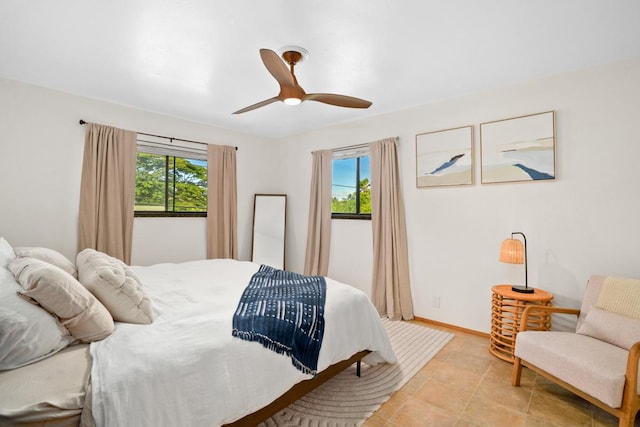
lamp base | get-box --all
[511,285,534,294]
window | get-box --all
[135,137,207,217]
[332,151,371,220]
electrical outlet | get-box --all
[432,296,441,308]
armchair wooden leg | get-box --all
[512,356,523,386]
[618,413,632,427]
[617,406,638,427]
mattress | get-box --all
[0,344,91,427]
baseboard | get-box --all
[412,316,489,338]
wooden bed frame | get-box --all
[224,350,370,426]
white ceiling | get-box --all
[1,1,640,139]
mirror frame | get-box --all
[250,194,287,270]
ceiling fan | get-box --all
[233,48,372,114]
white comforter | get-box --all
[89,259,396,427]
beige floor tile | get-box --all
[413,377,473,415]
[373,389,411,420]
[592,405,640,427]
[473,376,533,413]
[401,372,429,396]
[460,394,527,427]
[527,392,591,427]
[362,412,389,427]
[388,396,458,427]
[522,415,561,426]
[433,345,456,362]
[592,413,621,427]
[484,359,534,388]
[443,334,487,354]
[454,418,483,427]
[532,379,593,412]
[431,362,484,394]
[419,357,447,376]
[443,350,493,376]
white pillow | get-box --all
[0,237,16,269]
[14,247,77,279]
[9,257,114,343]
[0,268,74,371]
[576,306,640,350]
[76,249,154,324]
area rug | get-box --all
[260,318,454,426]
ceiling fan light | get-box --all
[284,97,302,106]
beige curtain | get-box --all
[78,123,137,264]
[303,150,333,276]
[207,144,238,259]
[370,137,414,320]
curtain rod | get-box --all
[79,120,237,151]
[331,136,399,154]
[332,143,369,153]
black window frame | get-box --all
[331,154,372,221]
[134,152,208,218]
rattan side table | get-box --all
[490,285,553,363]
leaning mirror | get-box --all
[251,194,287,270]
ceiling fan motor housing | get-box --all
[280,85,305,101]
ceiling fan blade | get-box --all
[304,93,372,109]
[233,97,280,114]
[260,49,295,88]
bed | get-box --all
[0,239,396,427]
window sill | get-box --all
[134,212,206,218]
[331,213,371,221]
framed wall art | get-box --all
[480,111,556,184]
[415,125,474,188]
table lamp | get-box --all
[499,232,533,293]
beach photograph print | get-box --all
[416,125,474,188]
[480,111,555,184]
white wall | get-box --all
[278,56,640,333]
[0,78,281,265]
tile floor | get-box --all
[362,321,638,427]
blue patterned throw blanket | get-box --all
[232,265,326,375]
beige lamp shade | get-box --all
[499,238,524,264]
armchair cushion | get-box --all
[515,331,639,408]
[576,307,640,350]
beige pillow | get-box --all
[76,249,153,324]
[8,257,114,343]
[14,246,77,279]
[576,306,640,350]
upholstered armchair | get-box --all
[512,275,640,427]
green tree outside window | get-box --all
[331,155,371,218]
[135,152,207,214]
